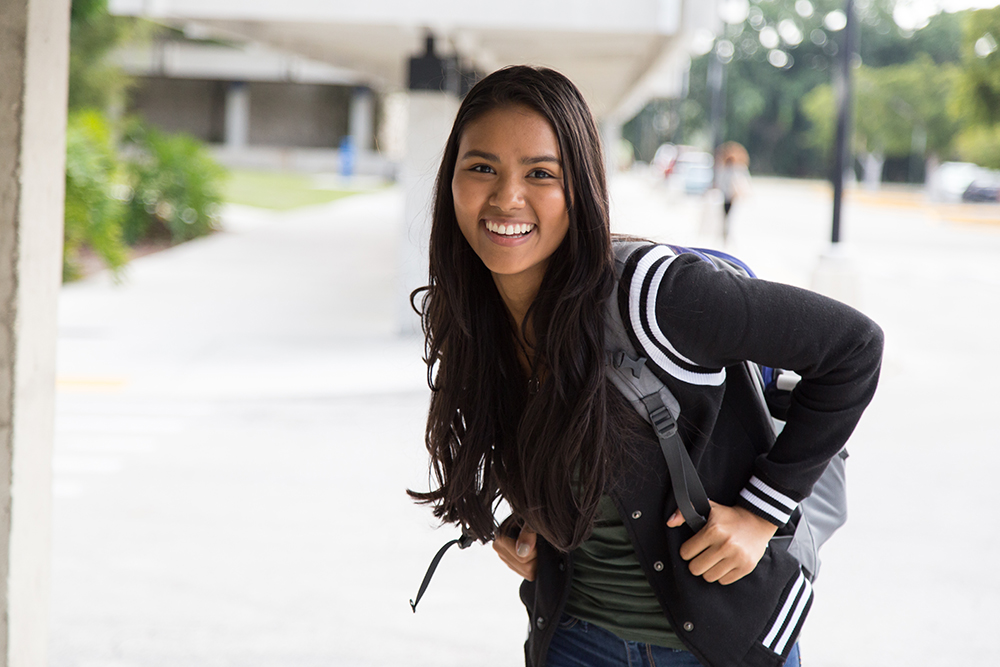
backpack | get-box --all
[606,241,848,583]
[409,242,848,611]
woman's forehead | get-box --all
[458,105,561,158]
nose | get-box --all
[488,174,525,211]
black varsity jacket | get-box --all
[519,244,884,667]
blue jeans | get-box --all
[546,614,801,667]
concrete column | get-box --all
[224,81,250,148]
[349,86,375,153]
[0,0,71,665]
[812,244,861,309]
[397,91,460,335]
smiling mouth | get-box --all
[484,220,536,238]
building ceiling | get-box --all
[110,0,715,120]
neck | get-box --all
[492,270,543,377]
[492,269,543,334]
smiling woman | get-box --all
[407,65,882,667]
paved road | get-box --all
[50,174,1000,666]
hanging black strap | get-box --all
[640,393,712,533]
[409,531,476,612]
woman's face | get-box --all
[452,105,570,292]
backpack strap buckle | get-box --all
[612,351,647,379]
[643,399,679,439]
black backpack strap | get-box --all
[409,531,475,612]
[608,240,712,533]
[640,392,711,533]
[608,348,712,533]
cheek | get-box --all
[452,179,470,222]
[452,177,477,220]
[540,191,570,231]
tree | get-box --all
[802,56,961,184]
[678,0,948,176]
[64,110,129,281]
[950,6,1000,169]
[859,8,963,67]
[630,0,977,178]
[956,6,1000,127]
[954,126,1000,170]
[63,0,224,280]
[68,0,156,112]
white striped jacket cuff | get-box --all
[738,475,798,526]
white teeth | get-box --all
[486,221,534,236]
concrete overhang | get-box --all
[110,0,718,121]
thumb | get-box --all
[668,500,718,527]
[516,526,537,558]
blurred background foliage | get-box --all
[65,0,226,281]
[625,0,1000,178]
[64,110,128,282]
[67,0,1000,281]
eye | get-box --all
[528,169,556,179]
[470,164,495,174]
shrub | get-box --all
[63,109,129,281]
[121,121,227,245]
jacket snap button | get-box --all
[558,561,566,572]
[631,510,642,519]
[683,621,695,632]
[536,616,546,629]
[653,561,664,571]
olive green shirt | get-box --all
[563,495,686,650]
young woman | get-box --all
[410,66,883,667]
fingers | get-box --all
[492,526,538,581]
[675,502,773,586]
[516,525,537,558]
[666,499,718,529]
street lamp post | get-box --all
[708,41,729,163]
[830,0,857,245]
[813,0,861,307]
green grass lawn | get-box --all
[222,169,374,210]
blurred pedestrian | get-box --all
[715,141,751,242]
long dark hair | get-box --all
[409,65,639,552]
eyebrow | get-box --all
[459,149,562,166]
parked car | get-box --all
[672,150,715,195]
[928,162,990,202]
[962,179,1000,203]
[651,143,679,177]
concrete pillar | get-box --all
[224,81,250,148]
[0,0,71,665]
[812,244,861,309]
[397,91,460,334]
[349,86,375,153]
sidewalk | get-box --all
[50,174,1000,667]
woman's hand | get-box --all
[492,522,539,581]
[667,500,777,585]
